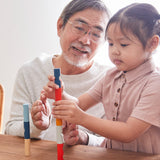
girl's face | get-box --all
[107,23,151,71]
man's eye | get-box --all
[75,26,84,31]
[92,33,100,38]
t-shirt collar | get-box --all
[115,58,155,83]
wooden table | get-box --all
[0,134,159,160]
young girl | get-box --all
[42,3,160,154]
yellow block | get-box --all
[56,118,62,126]
[24,139,30,156]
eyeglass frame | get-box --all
[67,19,105,43]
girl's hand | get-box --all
[52,100,85,125]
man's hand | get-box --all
[63,122,89,146]
[31,94,51,130]
[42,74,64,99]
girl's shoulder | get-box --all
[143,69,160,92]
[104,67,120,78]
[98,67,121,86]
[149,69,160,82]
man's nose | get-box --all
[78,31,92,45]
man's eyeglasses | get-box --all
[68,20,105,43]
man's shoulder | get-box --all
[17,53,53,76]
[20,53,52,69]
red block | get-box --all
[57,144,64,160]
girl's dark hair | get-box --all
[60,0,110,27]
[106,3,160,48]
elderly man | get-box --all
[5,0,110,142]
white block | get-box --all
[56,126,64,144]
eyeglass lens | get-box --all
[70,21,104,42]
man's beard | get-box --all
[63,52,90,67]
[63,42,92,67]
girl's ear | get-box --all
[147,35,159,53]
[57,17,64,37]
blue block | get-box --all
[54,68,61,88]
[23,104,30,139]
[23,104,29,122]
[24,122,30,139]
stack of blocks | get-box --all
[23,103,30,156]
[54,68,64,160]
[22,68,64,159]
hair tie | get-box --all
[153,15,160,25]
[155,19,160,25]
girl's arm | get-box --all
[53,97,151,143]
[80,115,151,143]
[78,93,99,111]
[55,93,98,111]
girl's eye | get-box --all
[121,44,129,47]
[109,43,113,46]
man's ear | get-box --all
[57,17,64,37]
[147,35,159,53]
